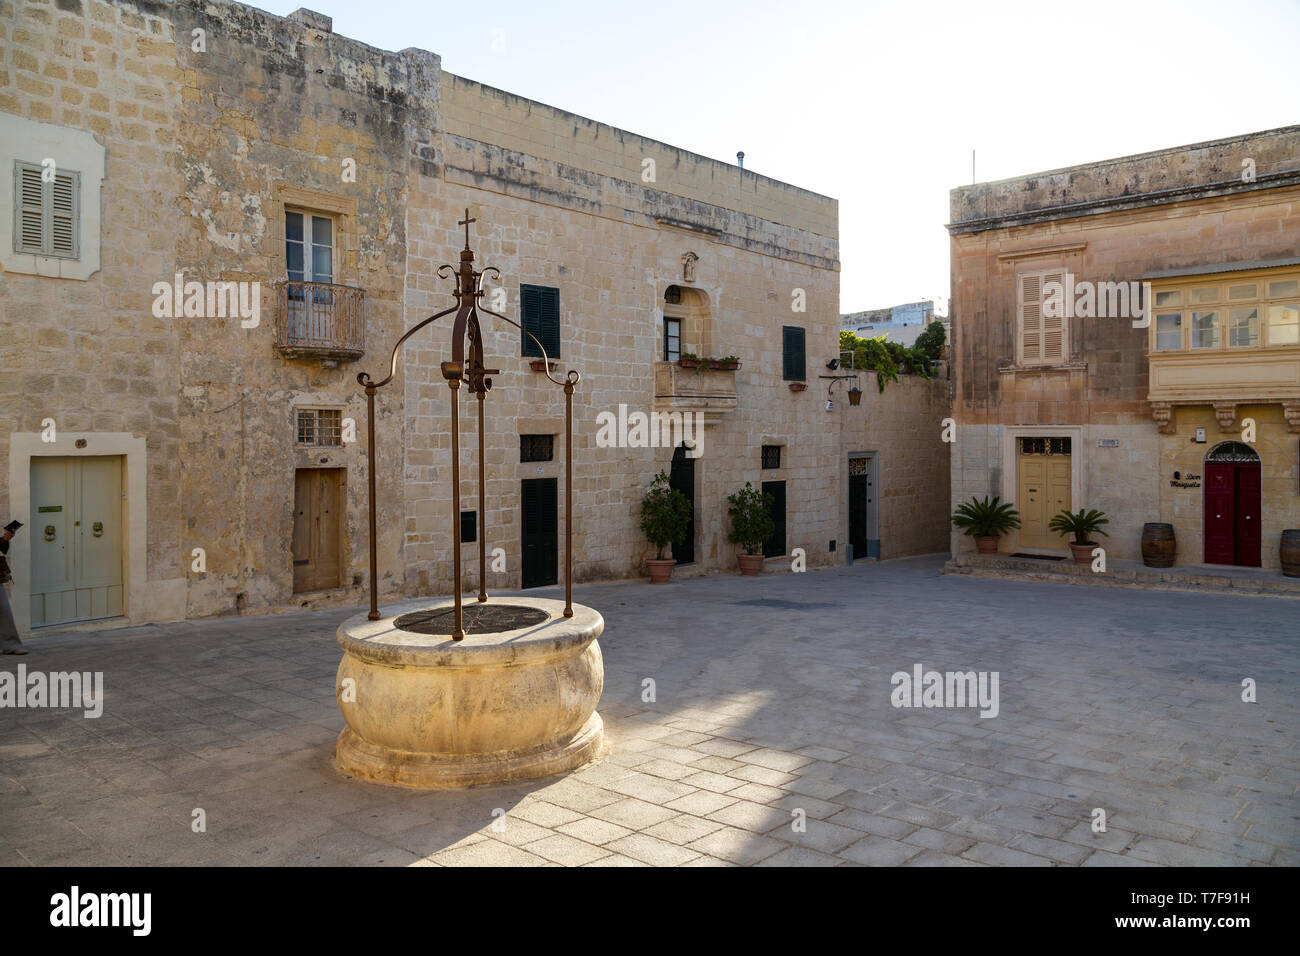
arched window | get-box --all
[1205,441,1260,463]
[662,285,712,361]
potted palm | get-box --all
[727,482,775,575]
[951,495,1021,554]
[639,471,692,583]
[1049,508,1109,564]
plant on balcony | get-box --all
[679,352,701,368]
[839,329,938,393]
[951,495,1021,554]
[727,482,775,575]
[639,471,692,584]
[1049,508,1109,564]
[717,355,741,370]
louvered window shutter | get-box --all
[13,162,79,259]
[1020,273,1043,364]
[521,285,561,359]
[783,326,806,381]
[1041,269,1066,362]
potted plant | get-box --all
[717,355,741,370]
[727,482,775,575]
[529,359,558,373]
[950,495,1021,554]
[1049,508,1109,564]
[639,471,692,583]
[788,382,807,392]
[678,352,701,369]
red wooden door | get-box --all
[1234,464,1261,567]
[1204,461,1262,566]
[1204,463,1235,564]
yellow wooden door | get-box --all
[1017,452,1071,548]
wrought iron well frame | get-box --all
[357,209,580,640]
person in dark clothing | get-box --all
[1,520,27,654]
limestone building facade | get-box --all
[948,126,1300,569]
[0,0,949,637]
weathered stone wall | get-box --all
[840,373,952,560]
[402,73,843,589]
[0,0,187,623]
[947,127,1300,565]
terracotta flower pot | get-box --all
[646,558,676,584]
[788,382,807,392]
[529,359,557,373]
[678,359,700,369]
[737,553,765,576]
[1068,542,1096,565]
[975,536,998,554]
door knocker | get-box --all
[44,525,56,541]
[92,521,104,537]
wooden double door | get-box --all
[1204,462,1261,567]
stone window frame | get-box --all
[0,113,104,281]
[1016,267,1070,367]
[270,184,358,288]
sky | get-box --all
[265,0,1300,315]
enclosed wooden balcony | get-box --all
[275,281,365,360]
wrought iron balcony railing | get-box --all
[275,280,365,360]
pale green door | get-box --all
[29,456,124,626]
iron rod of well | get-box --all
[564,381,574,618]
[449,379,463,640]
[477,390,487,603]
[365,386,380,621]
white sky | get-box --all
[267,0,1300,314]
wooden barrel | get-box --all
[1281,529,1300,578]
[1141,523,1176,568]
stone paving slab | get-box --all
[1,555,1296,866]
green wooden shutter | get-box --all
[783,326,805,381]
[12,162,79,259]
[521,284,561,359]
[541,286,561,359]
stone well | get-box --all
[334,595,604,789]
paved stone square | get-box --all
[2,556,1296,866]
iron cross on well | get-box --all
[458,208,476,248]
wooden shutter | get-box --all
[783,326,806,380]
[13,162,79,258]
[521,285,560,359]
[1019,273,1043,363]
[50,170,79,257]
[1019,270,1066,365]
[15,162,45,254]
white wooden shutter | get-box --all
[50,170,79,258]
[1019,272,1043,363]
[15,162,45,254]
[13,162,79,258]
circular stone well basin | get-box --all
[334,595,604,789]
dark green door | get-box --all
[849,473,868,561]
[521,477,558,588]
[670,444,695,565]
[762,480,786,558]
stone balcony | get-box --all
[653,361,738,424]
